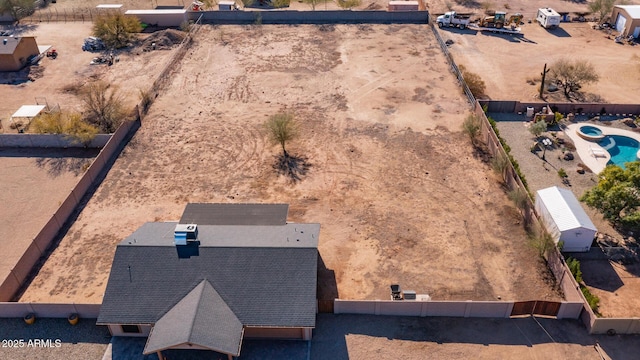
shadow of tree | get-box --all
[272,153,311,182]
[35,157,92,177]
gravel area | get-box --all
[0,318,110,360]
[491,113,621,237]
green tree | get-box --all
[265,113,297,156]
[93,13,141,49]
[81,81,127,133]
[550,58,599,98]
[581,162,640,226]
[529,120,547,138]
[0,0,35,23]
[589,0,623,24]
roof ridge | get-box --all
[186,279,208,342]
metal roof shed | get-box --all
[535,186,597,252]
[10,105,46,130]
[124,9,187,27]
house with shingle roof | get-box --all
[97,203,319,360]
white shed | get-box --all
[535,186,597,252]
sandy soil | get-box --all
[0,148,96,291]
[0,23,178,133]
[19,24,561,304]
[443,16,640,103]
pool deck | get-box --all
[564,123,640,174]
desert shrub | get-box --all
[337,0,361,8]
[81,81,127,133]
[529,227,554,257]
[508,188,528,212]
[558,168,568,178]
[271,0,290,7]
[566,257,583,282]
[487,116,528,190]
[582,286,600,313]
[30,112,99,145]
[490,152,509,180]
[567,257,599,313]
[459,65,486,98]
[462,114,481,143]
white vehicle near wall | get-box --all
[436,11,471,29]
[536,8,561,29]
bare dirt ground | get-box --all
[0,23,178,133]
[0,148,96,293]
[18,24,562,304]
[444,21,640,104]
[0,22,179,300]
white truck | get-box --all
[536,8,561,29]
[436,11,471,30]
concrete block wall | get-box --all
[0,302,100,318]
[193,10,429,25]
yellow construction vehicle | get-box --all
[479,11,523,29]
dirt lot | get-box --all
[0,22,180,301]
[18,24,562,303]
[0,148,96,295]
[444,17,640,103]
[0,23,177,133]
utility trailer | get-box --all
[468,23,523,35]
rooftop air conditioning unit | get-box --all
[174,224,198,246]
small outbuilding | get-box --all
[535,186,597,252]
[124,9,187,27]
[0,36,39,72]
[611,5,640,38]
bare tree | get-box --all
[550,58,599,98]
[81,81,127,133]
[0,0,35,23]
[303,0,324,10]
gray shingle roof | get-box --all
[143,280,244,356]
[180,203,289,225]
[97,225,318,329]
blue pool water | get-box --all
[598,135,640,168]
[581,125,603,136]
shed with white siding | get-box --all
[535,186,597,252]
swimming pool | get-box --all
[598,135,640,168]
